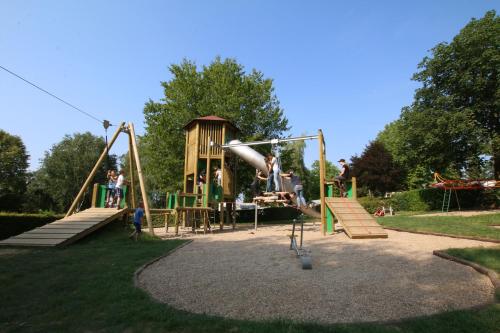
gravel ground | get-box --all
[137,224,497,324]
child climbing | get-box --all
[334,159,350,197]
[281,170,306,208]
[251,168,267,197]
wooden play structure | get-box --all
[0,122,154,247]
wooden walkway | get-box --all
[325,198,388,239]
[0,208,129,247]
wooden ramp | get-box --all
[325,198,388,239]
[0,208,129,247]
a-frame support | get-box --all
[65,122,153,234]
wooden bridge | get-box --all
[0,208,129,247]
[325,197,388,239]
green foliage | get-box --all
[0,130,29,211]
[357,196,389,214]
[142,57,289,194]
[306,159,339,200]
[25,132,117,213]
[389,188,499,212]
[351,141,406,195]
[377,10,500,184]
[0,212,60,240]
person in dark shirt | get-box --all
[129,202,144,241]
[334,159,350,197]
[250,169,267,197]
[281,170,306,208]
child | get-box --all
[105,170,117,208]
[129,202,144,241]
[214,166,222,187]
[281,170,307,208]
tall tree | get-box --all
[27,132,117,213]
[378,10,499,182]
[0,130,29,211]
[306,160,339,200]
[142,57,289,193]
[351,141,406,196]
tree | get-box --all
[306,160,339,200]
[280,138,310,194]
[142,57,289,193]
[27,132,117,213]
[377,10,499,182]
[350,141,406,196]
[0,130,29,211]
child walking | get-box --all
[129,202,144,241]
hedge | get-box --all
[0,213,62,240]
[358,188,499,213]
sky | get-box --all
[1,0,499,171]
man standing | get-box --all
[334,159,350,197]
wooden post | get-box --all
[193,123,200,195]
[318,129,326,235]
[206,136,212,206]
[220,202,225,230]
[351,177,357,199]
[66,122,125,217]
[91,183,99,208]
[128,132,137,209]
[128,122,154,235]
[254,200,258,231]
[221,124,226,198]
[183,130,189,192]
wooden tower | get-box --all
[183,116,239,205]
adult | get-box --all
[334,159,350,197]
[265,154,274,192]
[270,152,281,192]
[281,170,306,208]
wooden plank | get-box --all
[0,238,64,246]
[24,229,84,234]
[13,234,73,239]
[40,225,95,229]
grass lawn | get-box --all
[445,247,500,273]
[377,213,500,241]
[1,222,499,333]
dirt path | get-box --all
[138,224,497,324]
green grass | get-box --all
[445,247,500,273]
[378,213,500,240]
[1,222,499,333]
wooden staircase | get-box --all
[0,208,129,247]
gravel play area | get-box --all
[137,224,497,324]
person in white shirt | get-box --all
[270,154,281,192]
[114,170,127,209]
[214,166,222,187]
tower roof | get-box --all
[183,115,239,132]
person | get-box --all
[198,169,206,193]
[265,154,274,192]
[129,202,144,241]
[334,159,350,197]
[270,153,281,192]
[250,169,267,197]
[281,170,307,208]
[105,169,117,208]
[114,170,128,209]
[214,166,222,187]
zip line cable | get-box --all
[0,64,112,127]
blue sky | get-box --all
[1,0,498,171]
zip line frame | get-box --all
[65,122,154,235]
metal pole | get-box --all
[221,135,319,148]
[300,218,304,250]
[254,201,258,231]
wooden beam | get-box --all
[128,132,137,209]
[91,183,99,208]
[66,122,125,217]
[206,135,212,205]
[318,129,326,236]
[128,122,154,234]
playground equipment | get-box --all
[1,122,155,247]
[431,172,499,212]
[289,218,312,269]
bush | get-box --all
[357,197,390,214]
[388,188,499,212]
[0,213,61,240]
